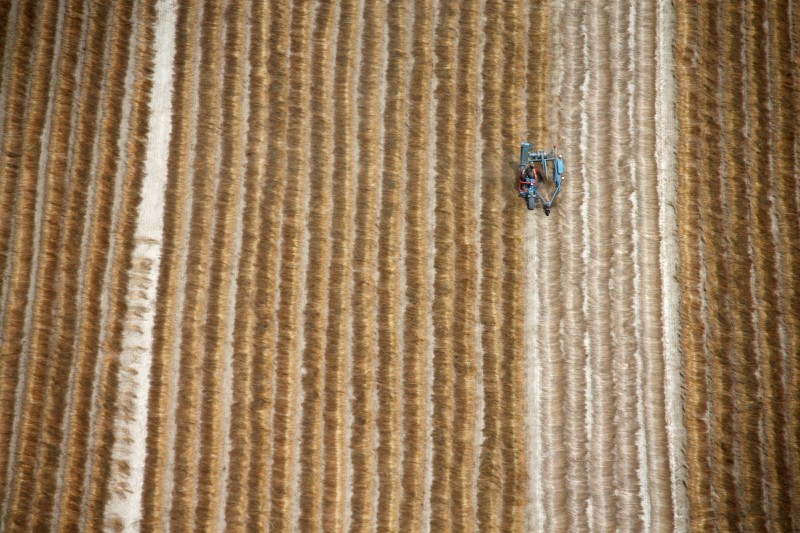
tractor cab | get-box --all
[517,142,564,215]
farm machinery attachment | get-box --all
[517,142,564,215]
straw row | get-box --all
[14,0,799,530]
[450,0,482,529]
[374,0,410,530]
[674,0,800,528]
[0,0,156,529]
[296,1,337,531]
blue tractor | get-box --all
[517,143,564,215]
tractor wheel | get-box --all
[527,196,535,210]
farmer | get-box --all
[522,161,539,185]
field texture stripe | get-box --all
[746,0,789,527]
[9,0,112,527]
[2,0,76,527]
[222,1,270,530]
[732,2,769,527]
[698,3,742,529]
[399,0,433,529]
[168,0,226,528]
[32,3,147,529]
[769,0,800,527]
[245,0,290,528]
[41,0,146,528]
[296,2,337,531]
[23,0,87,525]
[636,0,674,528]
[674,2,716,528]
[655,0,686,528]
[610,1,644,529]
[268,0,313,529]
[374,0,409,530]
[348,0,384,529]
[194,0,247,530]
[585,0,617,529]
[429,0,459,530]
[498,0,527,530]
[0,0,11,64]
[0,1,60,521]
[567,3,595,530]
[0,0,38,310]
[785,1,800,525]
[83,1,156,525]
[140,1,198,530]
[1,0,69,526]
[523,0,548,529]
[718,3,751,528]
[449,0,481,529]
[475,0,505,528]
[101,0,175,529]
[541,2,570,529]
[320,0,359,529]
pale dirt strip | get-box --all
[103,0,177,529]
[525,0,682,531]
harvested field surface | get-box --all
[0,0,798,531]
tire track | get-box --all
[320,0,358,528]
[296,2,337,531]
[140,1,198,529]
[374,0,409,530]
[108,0,174,528]
[268,0,313,529]
[655,0,686,528]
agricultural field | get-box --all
[0,0,798,531]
